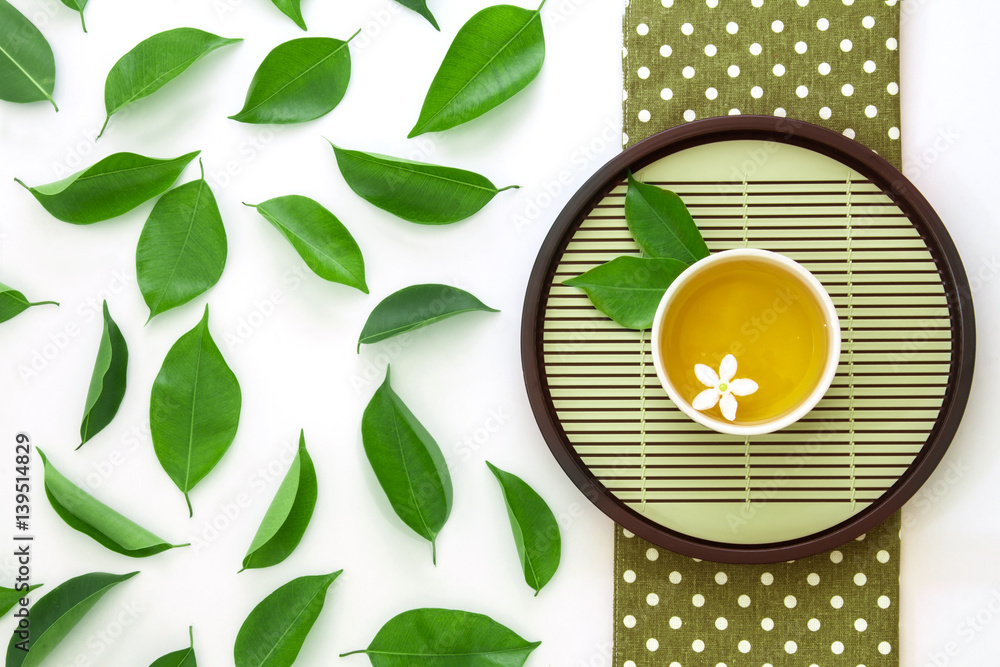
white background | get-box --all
[0,0,996,665]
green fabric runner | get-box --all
[615,1,902,665]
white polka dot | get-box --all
[660,88,673,100]
[683,109,696,122]
[774,107,786,117]
[728,108,740,115]
[830,550,844,563]
[887,37,898,50]
[637,67,650,79]
[805,573,820,586]
[832,641,845,655]
[888,126,900,140]
[844,0,854,4]
[855,572,867,586]
[865,105,878,118]
[726,21,739,34]
[831,595,844,609]
[808,618,821,631]
[668,570,682,583]
[843,128,856,139]
[888,81,899,95]
[841,39,853,52]
[624,662,636,667]
[681,22,694,35]
[683,66,696,78]
[647,638,659,652]
[705,44,717,56]
[707,0,718,6]
[819,106,832,120]
[647,592,659,606]
[796,85,808,98]
[728,65,740,77]
[761,618,774,631]
[739,640,752,653]
[751,0,762,5]
[638,109,651,122]
[622,133,628,145]
[879,641,892,655]
[622,46,628,58]
[716,617,728,630]
[784,595,797,609]
[692,639,705,652]
[622,90,628,101]
[637,23,649,35]
[856,618,868,631]
[661,0,672,5]
[795,41,808,54]
[660,44,673,57]
[785,641,797,654]
[738,594,751,607]
[693,593,705,606]
[623,570,636,583]
[878,595,892,608]
[797,0,809,5]
[751,86,763,98]
[863,15,875,28]
[817,17,829,30]
[705,87,718,100]
[669,616,682,629]
[877,550,891,563]
[622,529,634,538]
[818,62,832,75]
[715,572,728,585]
[749,42,762,55]
[841,83,854,96]
[772,20,784,32]
[772,64,785,76]
[624,615,636,628]
[646,548,659,561]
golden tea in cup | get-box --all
[652,249,841,435]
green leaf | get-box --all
[486,461,561,596]
[393,0,439,30]
[79,301,128,448]
[245,195,366,293]
[38,448,186,557]
[362,366,452,563]
[0,0,57,110]
[234,571,341,667]
[149,627,196,667]
[58,0,87,32]
[0,585,41,618]
[267,0,307,30]
[563,256,688,329]
[340,608,541,666]
[409,3,544,138]
[240,431,317,572]
[0,281,57,324]
[230,34,357,124]
[625,172,709,263]
[329,143,518,224]
[101,28,242,138]
[4,571,138,667]
[358,284,497,352]
[15,150,200,224]
[137,163,228,321]
[150,305,241,517]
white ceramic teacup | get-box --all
[651,248,841,436]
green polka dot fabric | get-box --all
[615,1,903,665]
[623,0,902,167]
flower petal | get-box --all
[720,393,738,421]
[719,354,737,383]
[729,378,759,396]
[692,388,720,411]
[694,364,719,387]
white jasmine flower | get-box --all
[692,354,759,421]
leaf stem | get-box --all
[497,185,521,192]
[96,116,110,140]
[185,492,193,517]
[27,300,59,307]
[431,538,437,566]
[79,9,87,33]
[198,158,205,180]
[13,178,28,190]
[339,650,365,657]
[537,0,547,10]
[188,626,194,647]
[347,28,362,43]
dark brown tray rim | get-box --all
[521,115,976,564]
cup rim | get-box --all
[651,248,842,436]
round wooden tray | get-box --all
[521,116,975,563]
